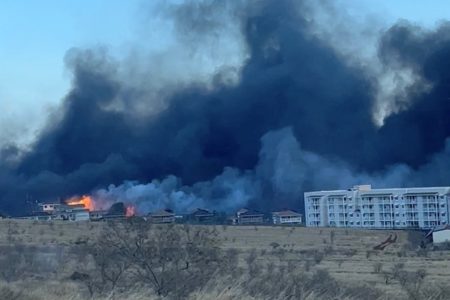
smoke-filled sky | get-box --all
[2,0,450,215]
[2,0,449,148]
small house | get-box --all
[272,210,302,225]
[429,225,450,243]
[70,209,90,221]
[89,210,108,221]
[189,208,215,224]
[51,204,89,221]
[149,209,175,224]
[236,208,264,225]
[64,205,90,221]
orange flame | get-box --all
[126,205,136,217]
[66,195,95,211]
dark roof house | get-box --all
[236,208,264,225]
[149,209,175,224]
[272,210,302,224]
[189,208,215,223]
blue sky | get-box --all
[1,0,449,146]
[0,0,141,113]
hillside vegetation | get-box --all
[0,219,448,299]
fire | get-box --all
[126,205,136,217]
[66,195,95,211]
[66,195,136,217]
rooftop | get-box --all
[432,224,450,232]
[150,209,175,217]
[239,209,264,217]
[191,208,214,216]
[272,210,302,217]
[305,186,450,196]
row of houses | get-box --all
[16,201,303,225]
[147,208,303,225]
[235,208,303,225]
[18,202,127,222]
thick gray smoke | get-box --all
[91,127,450,214]
[2,0,450,215]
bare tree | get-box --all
[87,219,223,298]
[91,238,132,293]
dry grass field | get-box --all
[0,219,449,299]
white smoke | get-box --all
[113,0,250,117]
[93,176,206,213]
[2,0,251,151]
[302,0,431,127]
[93,167,258,214]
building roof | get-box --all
[425,225,450,238]
[432,225,450,232]
[305,186,450,197]
[237,208,249,214]
[361,193,394,197]
[403,191,440,195]
[150,209,175,217]
[60,204,88,212]
[272,210,302,217]
[38,202,61,206]
[239,209,264,217]
[191,208,214,216]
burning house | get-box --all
[88,202,135,221]
[62,205,90,221]
[25,195,135,222]
[39,203,89,221]
[18,202,89,222]
[65,196,95,211]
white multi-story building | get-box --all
[304,185,450,230]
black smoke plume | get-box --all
[2,1,450,215]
